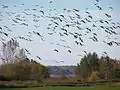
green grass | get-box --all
[1,86,120,90]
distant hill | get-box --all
[47,66,77,77]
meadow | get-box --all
[1,86,120,90]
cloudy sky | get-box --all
[0,0,120,66]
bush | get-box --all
[0,58,49,81]
[87,72,100,82]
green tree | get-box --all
[87,52,99,71]
[0,58,49,81]
[76,55,92,82]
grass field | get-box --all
[1,86,120,90]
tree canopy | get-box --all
[76,52,120,82]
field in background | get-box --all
[1,86,120,90]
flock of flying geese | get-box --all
[0,0,120,63]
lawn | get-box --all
[1,86,120,90]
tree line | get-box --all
[0,58,49,81]
[76,52,120,82]
[0,40,49,81]
[0,40,120,83]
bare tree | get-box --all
[1,40,27,64]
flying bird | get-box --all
[0,27,2,30]
[83,51,87,54]
[79,37,83,43]
[75,41,79,45]
[60,15,65,19]
[85,11,90,14]
[68,50,71,53]
[60,61,64,63]
[88,15,92,19]
[109,7,113,10]
[20,23,28,26]
[73,8,79,12]
[105,13,111,18]
[40,10,44,15]
[54,49,59,52]
[2,5,8,8]
[12,19,19,23]
[107,42,113,46]
[25,48,31,55]
[81,20,86,23]
[49,1,53,3]
[96,6,102,10]
[96,0,100,2]
[3,32,8,37]
[36,56,41,60]
[89,36,98,42]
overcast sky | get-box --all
[0,0,120,66]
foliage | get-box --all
[0,58,49,81]
[76,52,120,82]
[87,72,100,82]
[60,73,67,80]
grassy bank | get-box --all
[1,86,120,90]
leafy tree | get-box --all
[116,69,120,78]
[76,52,120,82]
[98,58,106,79]
[0,58,49,81]
[88,72,100,82]
[76,55,92,82]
